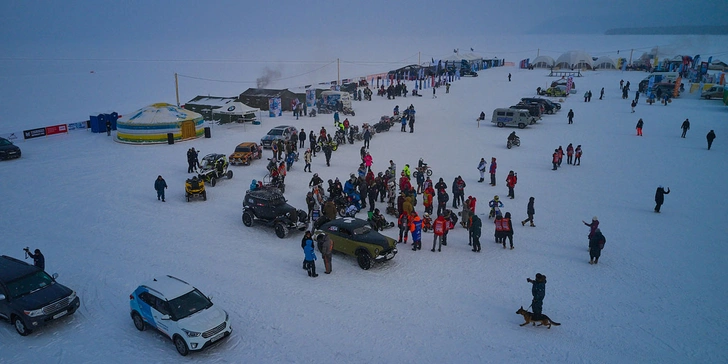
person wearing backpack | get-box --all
[589,228,606,264]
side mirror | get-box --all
[208,295,213,301]
[160,315,171,320]
[52,273,59,279]
[0,294,6,301]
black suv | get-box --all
[0,255,80,336]
[0,137,21,160]
[511,102,543,120]
[242,189,308,238]
[521,98,561,114]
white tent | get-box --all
[531,55,555,68]
[212,101,259,124]
[555,50,594,70]
[594,56,617,70]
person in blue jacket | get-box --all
[344,174,361,209]
[302,231,318,277]
[527,273,547,320]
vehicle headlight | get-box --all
[182,328,201,338]
[375,248,380,255]
[225,310,229,321]
[24,308,44,317]
[68,291,77,302]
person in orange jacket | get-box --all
[506,171,518,199]
[432,213,448,252]
[423,186,435,215]
[409,212,422,251]
[552,149,559,170]
[566,143,574,165]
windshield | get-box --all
[267,129,284,136]
[167,288,213,320]
[6,271,54,299]
[0,138,12,146]
[235,146,251,153]
[352,225,371,235]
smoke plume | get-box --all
[256,67,281,88]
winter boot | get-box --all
[521,220,525,226]
[530,223,535,227]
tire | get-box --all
[186,194,190,202]
[357,251,372,270]
[507,142,512,149]
[211,178,217,187]
[275,222,289,238]
[227,170,233,179]
[705,95,711,100]
[242,211,254,227]
[132,312,145,331]
[13,316,31,336]
[338,207,348,217]
[202,191,207,201]
[497,122,505,128]
[315,145,321,153]
[518,123,526,129]
[426,169,433,177]
[173,335,189,356]
[423,227,429,232]
[412,171,419,179]
[351,111,355,116]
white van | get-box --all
[492,108,534,129]
[639,72,679,92]
[701,85,724,100]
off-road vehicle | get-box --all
[241,189,308,238]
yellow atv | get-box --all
[185,176,207,202]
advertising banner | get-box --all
[566,76,574,94]
[67,121,88,130]
[23,127,46,139]
[306,89,316,107]
[45,124,68,136]
[268,97,281,117]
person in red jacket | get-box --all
[503,212,514,249]
[494,214,507,245]
[423,186,434,215]
[489,157,497,186]
[552,149,559,170]
[557,146,564,167]
[505,171,517,199]
[432,213,448,252]
[566,143,574,165]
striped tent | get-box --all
[116,103,204,144]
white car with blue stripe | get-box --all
[129,275,231,356]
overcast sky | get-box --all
[1,0,726,47]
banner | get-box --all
[45,124,68,136]
[647,76,655,94]
[566,76,574,94]
[673,77,682,97]
[23,127,46,139]
[305,89,316,107]
[67,121,88,130]
[268,97,281,117]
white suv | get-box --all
[129,275,232,356]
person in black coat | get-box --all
[707,130,716,150]
[24,248,45,270]
[436,189,449,217]
[588,229,606,264]
[654,185,670,213]
[527,273,547,320]
[309,131,317,157]
[681,119,690,138]
[298,129,306,148]
[567,109,574,124]
[521,196,535,227]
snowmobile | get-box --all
[185,176,207,202]
[198,154,233,187]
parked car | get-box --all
[492,108,534,129]
[242,189,308,238]
[229,142,262,166]
[543,85,568,97]
[260,125,297,149]
[521,98,561,114]
[550,79,575,89]
[129,275,232,356]
[701,86,724,100]
[0,137,21,160]
[511,103,543,119]
[314,217,398,270]
[459,68,478,77]
[0,255,81,336]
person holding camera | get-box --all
[24,248,45,270]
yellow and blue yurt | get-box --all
[116,103,204,144]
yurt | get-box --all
[555,50,594,70]
[594,56,617,70]
[531,55,555,68]
[116,103,205,144]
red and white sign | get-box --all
[45,124,68,136]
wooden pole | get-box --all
[337,58,340,89]
[175,73,180,107]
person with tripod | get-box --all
[24,247,45,270]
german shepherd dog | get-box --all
[516,306,561,329]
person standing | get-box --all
[432,213,448,252]
[154,175,167,202]
[680,119,690,138]
[299,129,306,148]
[508,73,512,82]
[521,197,535,227]
[574,145,582,166]
[303,149,312,172]
[318,232,333,274]
[410,212,423,251]
[432,87,437,99]
[106,120,111,136]
[24,247,45,270]
[477,158,487,182]
[503,212,514,249]
[397,211,410,244]
[599,87,604,100]
[505,171,517,199]
[566,143,574,165]
[589,229,606,264]
[707,130,716,150]
[567,109,574,124]
[552,149,559,170]
[323,143,332,167]
[654,185,670,213]
[363,127,371,149]
[489,157,497,186]
[631,99,637,113]
[636,118,644,136]
[470,214,482,252]
[436,189,449,217]
[583,216,600,243]
[302,231,318,277]
[309,130,317,157]
[494,214,506,246]
[527,273,547,320]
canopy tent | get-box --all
[594,56,617,70]
[555,50,594,70]
[211,101,259,124]
[116,103,204,144]
[709,59,727,71]
[531,55,555,68]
